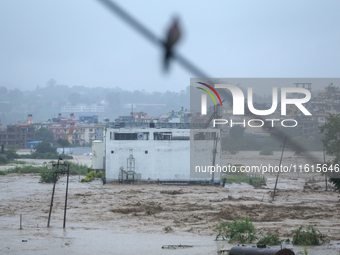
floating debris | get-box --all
[162,244,193,249]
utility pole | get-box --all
[47,158,69,227]
[272,137,287,200]
[323,144,327,191]
[211,105,220,186]
[47,158,60,227]
[211,131,219,185]
[63,164,70,228]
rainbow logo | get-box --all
[196,82,223,106]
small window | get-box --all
[145,150,148,154]
[111,150,114,154]
[153,132,172,140]
[114,133,137,140]
[194,132,216,140]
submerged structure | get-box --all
[92,122,221,183]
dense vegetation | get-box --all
[0,156,26,166]
[222,172,265,187]
[292,225,323,245]
[39,171,60,183]
[215,218,323,246]
[215,216,257,243]
[1,161,88,176]
[257,233,282,245]
[222,133,323,154]
[81,171,105,182]
[0,156,8,165]
[35,127,54,143]
[4,144,73,160]
[320,113,340,192]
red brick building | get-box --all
[0,124,35,149]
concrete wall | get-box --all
[104,127,221,181]
[72,147,92,155]
[95,127,103,141]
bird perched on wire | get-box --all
[163,17,181,71]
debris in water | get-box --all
[162,244,193,249]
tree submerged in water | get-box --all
[215,216,257,243]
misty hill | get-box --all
[0,79,272,128]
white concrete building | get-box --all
[102,124,221,182]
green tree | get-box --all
[320,113,340,192]
[35,141,57,154]
[35,127,55,143]
[68,92,81,105]
[215,216,257,243]
[310,132,323,151]
[229,125,245,141]
[4,146,18,160]
[222,137,240,154]
[40,172,60,183]
[240,136,261,151]
[289,136,310,155]
[57,138,70,154]
[0,156,8,165]
[224,125,245,155]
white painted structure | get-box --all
[103,126,221,182]
[92,140,104,170]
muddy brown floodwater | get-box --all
[1,151,340,254]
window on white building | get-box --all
[153,132,172,140]
[114,133,137,140]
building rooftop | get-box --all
[106,122,208,129]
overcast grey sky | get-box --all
[0,0,339,93]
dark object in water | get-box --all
[162,244,193,249]
[229,244,295,255]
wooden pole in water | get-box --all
[20,214,22,229]
[63,164,70,228]
[273,137,287,200]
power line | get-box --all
[95,0,321,166]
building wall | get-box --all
[27,141,42,149]
[0,125,35,149]
[106,139,190,180]
[95,127,103,141]
[80,126,98,144]
[61,104,105,113]
[48,126,76,144]
[104,127,221,181]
